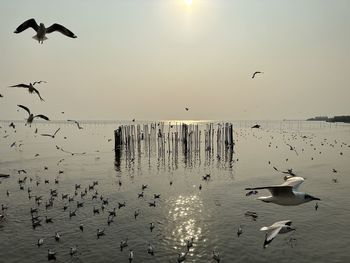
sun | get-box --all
[185,0,193,6]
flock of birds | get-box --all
[1,16,348,263]
[1,120,348,262]
[236,124,348,249]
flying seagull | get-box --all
[245,176,320,206]
[252,71,263,79]
[260,220,295,248]
[185,107,189,111]
[9,82,46,101]
[17,104,49,125]
[41,128,60,138]
[14,18,77,44]
[67,120,83,129]
[251,124,261,129]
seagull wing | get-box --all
[281,177,304,190]
[32,87,45,101]
[272,220,292,227]
[10,84,30,89]
[17,104,31,115]
[252,71,262,79]
[53,128,60,136]
[34,114,50,121]
[40,134,52,137]
[14,18,39,33]
[264,226,283,247]
[32,81,47,85]
[46,24,77,38]
[245,185,294,197]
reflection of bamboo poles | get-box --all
[114,122,234,168]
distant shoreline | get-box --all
[307,115,350,123]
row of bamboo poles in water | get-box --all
[114,122,234,168]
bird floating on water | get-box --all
[47,249,56,261]
[37,238,44,247]
[237,225,243,237]
[70,246,78,257]
[120,238,128,251]
[260,220,296,248]
[148,243,154,255]
[14,18,77,44]
[212,250,221,262]
[97,228,105,238]
[177,251,188,262]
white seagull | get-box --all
[14,18,77,44]
[260,220,295,248]
[245,177,320,206]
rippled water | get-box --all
[0,120,349,263]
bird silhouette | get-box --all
[9,82,46,101]
[17,105,49,125]
[252,71,263,79]
[41,128,60,138]
[14,18,77,44]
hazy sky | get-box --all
[0,0,349,121]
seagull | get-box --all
[186,237,194,250]
[17,105,49,125]
[47,249,56,260]
[150,222,155,232]
[0,94,3,98]
[70,246,78,257]
[107,216,114,225]
[9,82,46,101]
[129,250,134,263]
[41,128,60,138]
[237,225,243,237]
[37,238,44,247]
[260,220,296,248]
[185,107,189,111]
[67,119,83,129]
[134,209,140,219]
[14,18,77,44]
[177,251,188,263]
[54,232,61,241]
[147,243,154,255]
[118,202,126,209]
[97,228,105,238]
[252,71,263,79]
[212,250,221,262]
[251,124,261,129]
[245,177,320,206]
[120,238,128,251]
